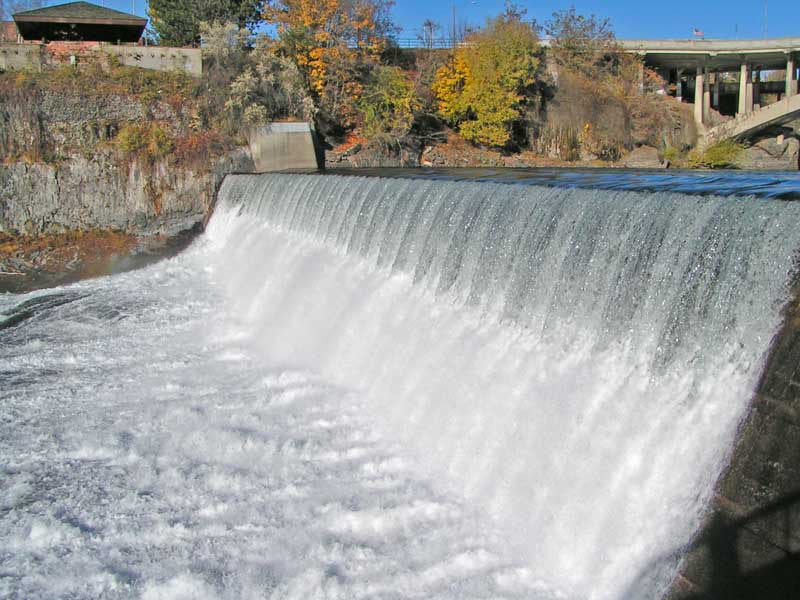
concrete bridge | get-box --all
[620,37,800,143]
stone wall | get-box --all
[668,285,800,599]
[0,44,41,71]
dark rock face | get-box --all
[0,149,253,236]
[669,288,800,600]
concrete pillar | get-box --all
[787,54,798,97]
[713,72,721,108]
[694,65,705,125]
[703,67,712,120]
[676,68,684,102]
[738,62,753,116]
[753,69,761,109]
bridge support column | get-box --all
[754,69,761,109]
[676,68,684,101]
[738,62,753,116]
[695,65,705,126]
[712,73,721,109]
[787,54,797,97]
[703,67,712,121]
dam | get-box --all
[1,170,799,598]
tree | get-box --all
[359,65,419,143]
[432,11,541,147]
[418,19,440,49]
[544,7,617,78]
[148,0,264,47]
[263,0,395,130]
[2,0,43,20]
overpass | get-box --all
[620,38,800,141]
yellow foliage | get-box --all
[431,14,540,147]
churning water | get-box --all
[3,172,800,599]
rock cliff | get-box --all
[0,149,253,236]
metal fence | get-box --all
[390,37,464,49]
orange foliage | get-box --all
[264,0,392,124]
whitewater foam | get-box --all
[3,172,799,599]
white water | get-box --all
[2,173,800,599]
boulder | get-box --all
[622,145,665,169]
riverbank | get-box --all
[0,228,199,295]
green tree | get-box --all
[432,11,541,147]
[359,65,419,143]
[148,0,264,47]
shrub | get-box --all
[688,140,744,169]
[116,123,148,154]
[116,123,175,161]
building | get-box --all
[13,1,146,44]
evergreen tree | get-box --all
[148,0,264,47]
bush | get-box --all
[116,123,148,154]
[688,140,744,169]
[359,66,419,143]
[116,123,175,161]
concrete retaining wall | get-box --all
[0,43,202,77]
[0,44,42,71]
[248,122,321,172]
[105,46,202,78]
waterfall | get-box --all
[203,173,800,598]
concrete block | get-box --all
[248,122,321,172]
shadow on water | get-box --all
[624,489,800,599]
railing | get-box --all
[390,37,469,49]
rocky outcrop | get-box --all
[0,149,253,236]
[326,139,422,168]
[734,134,799,171]
[622,145,666,169]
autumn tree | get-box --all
[263,0,395,131]
[432,10,541,147]
[148,0,264,47]
[544,7,618,78]
[539,8,672,161]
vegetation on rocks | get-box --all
[688,140,745,169]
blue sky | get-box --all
[30,1,800,41]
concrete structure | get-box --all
[703,92,800,148]
[0,42,202,77]
[621,38,800,134]
[13,1,146,44]
[248,122,322,172]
